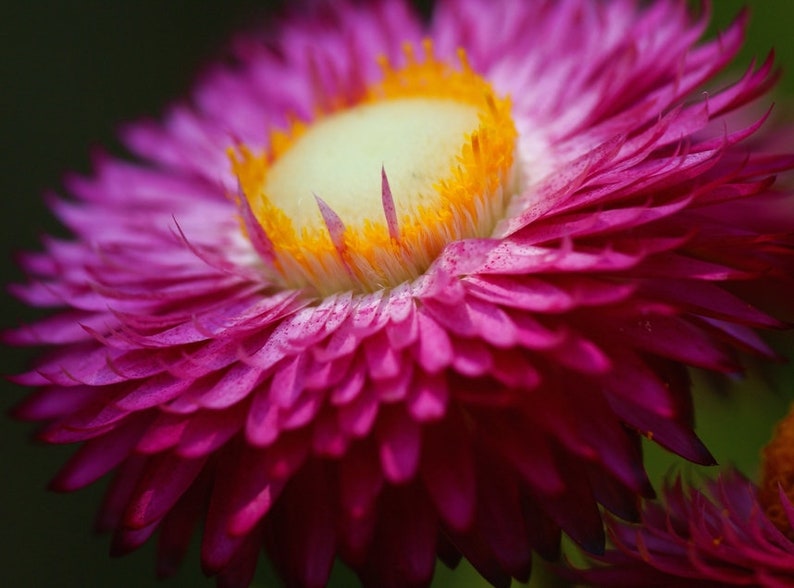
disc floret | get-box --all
[230,40,518,295]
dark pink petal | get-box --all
[215,531,262,588]
[136,412,190,454]
[420,411,476,531]
[223,443,303,537]
[12,385,96,421]
[360,484,438,587]
[412,311,453,373]
[450,337,494,376]
[406,371,448,422]
[377,405,422,484]
[462,451,534,582]
[265,461,337,588]
[176,404,246,458]
[124,452,208,529]
[95,456,148,533]
[111,520,160,556]
[115,373,193,411]
[337,386,379,438]
[50,413,150,491]
[364,330,404,380]
[156,477,209,578]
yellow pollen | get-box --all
[759,403,794,537]
[229,39,518,294]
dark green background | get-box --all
[2,2,792,586]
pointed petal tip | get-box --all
[381,165,400,240]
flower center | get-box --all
[230,40,518,295]
[759,403,794,536]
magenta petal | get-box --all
[192,364,265,409]
[360,484,438,587]
[111,519,160,556]
[413,312,453,374]
[235,183,276,263]
[50,413,149,491]
[270,353,308,408]
[377,406,422,484]
[330,358,366,405]
[364,330,404,380]
[311,410,348,457]
[451,337,494,376]
[156,479,208,578]
[609,396,716,465]
[215,531,262,588]
[115,373,193,411]
[338,387,379,438]
[547,330,611,374]
[406,371,448,422]
[421,412,476,531]
[124,453,208,529]
[175,404,245,458]
[266,461,337,588]
[614,314,739,372]
[340,440,384,520]
[245,387,281,447]
[136,412,190,454]
[13,384,96,421]
[227,457,288,536]
[375,362,414,403]
[202,447,257,574]
[95,456,148,533]
[465,451,534,580]
[386,304,419,350]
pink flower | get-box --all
[568,471,794,587]
[567,397,794,586]
[8,1,794,587]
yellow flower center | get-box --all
[230,40,518,294]
[759,403,794,536]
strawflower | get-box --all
[568,404,794,587]
[7,1,794,587]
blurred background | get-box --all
[1,1,792,586]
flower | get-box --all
[567,405,794,587]
[568,470,794,587]
[7,1,794,587]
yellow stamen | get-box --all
[229,39,518,295]
[759,403,794,536]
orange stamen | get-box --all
[229,39,518,295]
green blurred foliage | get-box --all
[1,2,792,587]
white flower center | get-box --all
[230,41,518,295]
[265,98,480,233]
